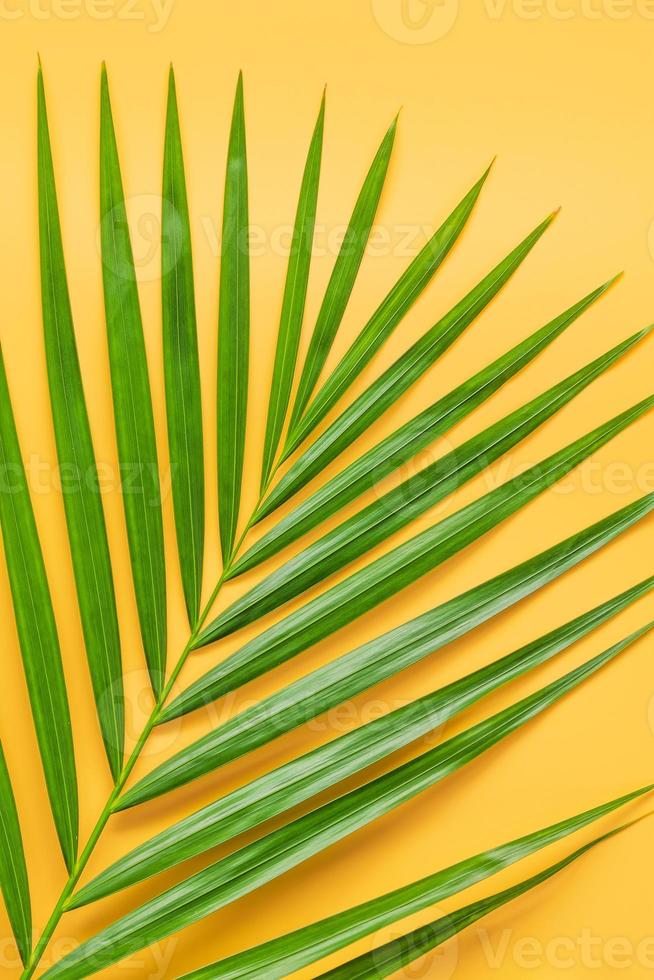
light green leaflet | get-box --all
[162,67,204,626]
[186,396,653,708]
[231,279,616,577]
[287,113,398,434]
[283,163,493,460]
[210,329,650,640]
[38,65,124,780]
[177,785,652,979]
[45,626,645,979]
[0,741,31,965]
[100,66,167,695]
[257,209,554,521]
[317,825,635,979]
[159,495,654,740]
[73,575,652,903]
[0,346,78,871]
[217,72,250,561]
[260,91,325,491]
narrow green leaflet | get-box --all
[120,574,654,809]
[257,210,554,520]
[0,346,78,870]
[282,164,493,459]
[188,396,654,706]
[260,92,325,491]
[177,785,652,979]
[100,66,167,695]
[44,629,643,980]
[217,72,250,560]
[317,827,632,979]
[214,329,649,638]
[38,67,124,777]
[162,67,204,625]
[75,576,652,903]
[231,280,616,577]
[160,495,654,735]
[0,742,31,965]
[287,114,397,433]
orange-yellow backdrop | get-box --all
[1,1,654,977]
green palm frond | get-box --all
[313,819,642,980]
[162,66,205,626]
[1,61,652,980]
[177,785,652,980]
[100,65,167,695]
[75,579,654,903]
[38,64,125,782]
[42,624,652,979]
[0,742,31,965]
[0,343,78,873]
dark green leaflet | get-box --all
[282,165,493,461]
[0,346,78,871]
[257,210,553,521]
[100,66,167,695]
[73,576,652,904]
[38,65,124,781]
[287,114,397,434]
[44,628,642,980]
[217,73,250,560]
[260,92,325,491]
[317,827,632,979]
[162,67,204,626]
[0,741,31,965]
[122,562,654,810]
[231,279,616,578]
[186,397,653,712]
[176,785,652,979]
[159,497,654,739]
[212,329,649,640]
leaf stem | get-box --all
[21,495,264,979]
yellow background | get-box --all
[1,1,654,976]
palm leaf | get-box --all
[0,741,31,965]
[9,67,654,980]
[187,396,653,707]
[217,72,250,561]
[176,785,651,979]
[74,575,652,902]
[231,279,616,577]
[45,626,646,979]
[125,557,654,810]
[317,824,636,979]
[0,345,78,871]
[162,66,204,625]
[260,91,325,490]
[282,164,493,459]
[100,65,167,695]
[159,495,654,739]
[287,113,398,432]
[38,64,124,780]
[257,209,554,520]
[213,329,650,638]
